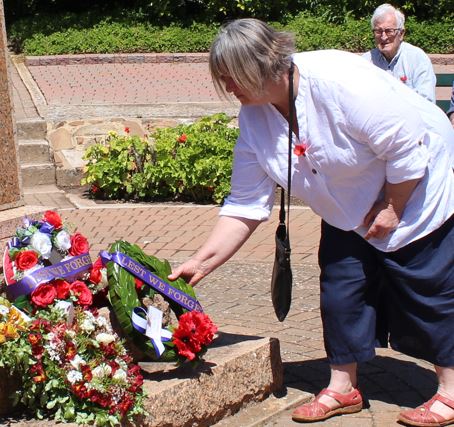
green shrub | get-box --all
[9,10,453,55]
[19,21,218,55]
[81,114,238,204]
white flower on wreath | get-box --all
[95,332,116,345]
[70,354,86,370]
[67,370,83,384]
[80,312,96,333]
[30,231,52,259]
[54,230,71,251]
[92,363,112,379]
[95,315,109,330]
[113,368,128,382]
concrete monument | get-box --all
[0,0,22,211]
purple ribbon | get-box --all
[7,237,21,249]
[100,250,203,312]
[39,222,55,235]
[6,253,93,300]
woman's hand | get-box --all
[363,201,400,240]
[168,258,211,286]
[363,177,421,240]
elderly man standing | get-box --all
[363,3,436,102]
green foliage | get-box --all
[82,113,238,204]
[285,12,373,51]
[7,6,453,55]
[13,20,217,55]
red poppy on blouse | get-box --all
[293,143,307,157]
[400,75,407,83]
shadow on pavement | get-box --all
[282,355,437,408]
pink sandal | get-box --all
[398,393,454,427]
[291,387,363,422]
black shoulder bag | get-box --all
[271,63,294,322]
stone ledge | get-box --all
[140,333,283,427]
[23,53,454,66]
[25,53,209,66]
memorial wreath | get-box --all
[101,240,217,364]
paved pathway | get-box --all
[4,54,446,426]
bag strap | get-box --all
[279,62,295,241]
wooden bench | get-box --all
[436,73,453,112]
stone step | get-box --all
[18,139,51,164]
[16,118,47,140]
[21,163,56,187]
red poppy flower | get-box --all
[178,134,187,143]
[172,311,217,361]
[124,127,130,133]
[293,143,307,157]
[134,277,144,291]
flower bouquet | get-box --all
[101,240,217,364]
[0,303,146,425]
[0,212,146,425]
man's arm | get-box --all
[412,58,436,103]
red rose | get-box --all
[70,281,93,306]
[43,210,63,229]
[89,258,103,284]
[54,279,71,299]
[31,283,57,308]
[15,250,39,271]
[69,232,89,256]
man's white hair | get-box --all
[371,3,405,29]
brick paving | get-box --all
[28,61,218,105]
[7,53,446,426]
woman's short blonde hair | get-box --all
[209,19,296,98]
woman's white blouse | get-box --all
[220,50,454,252]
